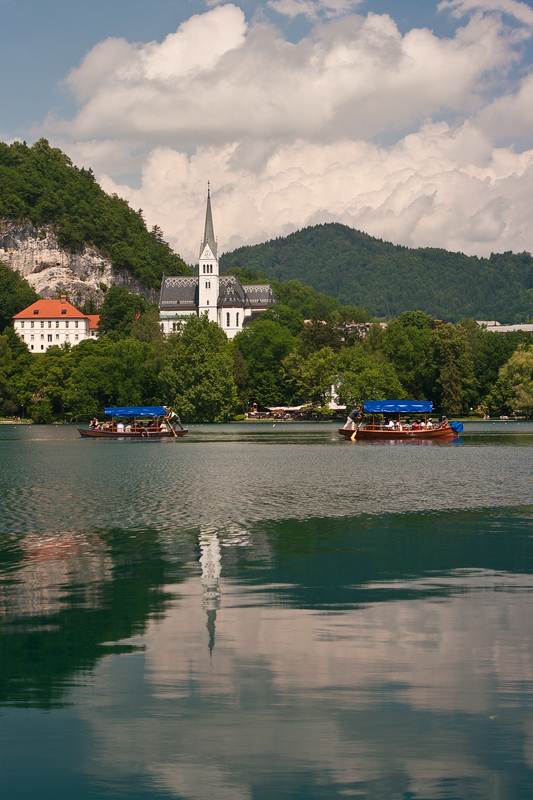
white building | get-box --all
[159,186,276,339]
[13,296,98,352]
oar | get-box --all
[351,418,363,440]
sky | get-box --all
[2,0,533,263]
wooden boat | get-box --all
[77,406,188,439]
[339,400,462,441]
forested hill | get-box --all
[0,139,191,288]
[220,223,533,323]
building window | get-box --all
[56,321,59,328]
[20,335,24,340]
[61,309,66,315]
[48,321,52,327]
[75,334,78,340]
[31,334,34,340]
[65,321,69,328]
[236,313,239,327]
[41,321,44,327]
[66,334,69,340]
[205,281,210,289]
[33,310,39,315]
[206,300,209,305]
[41,345,44,350]
[226,312,230,327]
[31,345,34,350]
[56,334,59,340]
[47,334,52,342]
[21,321,24,328]
[31,321,34,328]
[202,265,205,274]
[40,334,44,340]
[75,321,78,328]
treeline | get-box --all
[220,223,533,324]
[1,284,533,422]
[0,139,191,287]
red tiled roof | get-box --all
[87,315,100,329]
[13,300,88,320]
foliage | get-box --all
[336,346,405,408]
[233,318,296,407]
[430,323,477,415]
[489,345,533,417]
[97,286,151,338]
[0,139,191,288]
[0,261,39,332]
[220,223,533,323]
[160,315,237,422]
[295,315,343,358]
[282,347,338,405]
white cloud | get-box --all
[94,121,533,263]
[44,2,533,259]
[267,0,363,21]
[438,0,533,26]
[53,4,525,147]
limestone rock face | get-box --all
[0,220,158,304]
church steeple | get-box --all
[200,181,217,258]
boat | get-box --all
[338,400,463,440]
[77,406,188,439]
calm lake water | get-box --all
[1,421,533,799]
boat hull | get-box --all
[77,427,188,439]
[338,425,458,441]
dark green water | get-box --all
[1,422,533,799]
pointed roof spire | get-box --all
[200,181,217,258]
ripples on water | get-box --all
[1,422,533,799]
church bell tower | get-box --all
[198,183,219,323]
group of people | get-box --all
[88,417,172,433]
[344,408,446,431]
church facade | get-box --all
[159,187,276,339]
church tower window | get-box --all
[226,312,230,327]
[236,313,239,327]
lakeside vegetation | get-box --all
[220,223,533,324]
[1,280,533,422]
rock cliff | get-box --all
[0,220,158,305]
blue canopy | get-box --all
[363,400,433,414]
[104,406,166,417]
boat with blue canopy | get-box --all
[339,400,463,440]
[77,406,188,439]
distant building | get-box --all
[159,185,276,339]
[13,296,99,353]
[476,321,533,335]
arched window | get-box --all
[226,312,230,327]
[236,313,239,327]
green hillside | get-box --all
[0,139,191,288]
[220,223,533,323]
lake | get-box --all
[1,421,533,799]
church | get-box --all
[159,186,276,339]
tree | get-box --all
[430,323,476,415]
[232,348,249,414]
[295,315,342,358]
[160,315,237,422]
[233,318,295,407]
[336,346,404,408]
[0,262,39,332]
[97,287,150,338]
[489,344,533,417]
[382,314,434,399]
[282,347,338,406]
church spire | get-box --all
[200,181,217,258]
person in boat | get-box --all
[345,407,362,429]
[117,421,125,433]
[386,418,395,429]
[159,421,168,432]
[412,420,421,430]
[89,417,99,429]
[125,422,132,433]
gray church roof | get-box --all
[242,284,277,307]
[200,183,217,258]
[218,276,248,307]
[159,275,199,308]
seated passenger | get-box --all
[117,421,125,432]
[412,420,420,430]
[125,423,132,432]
